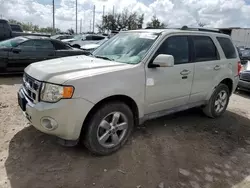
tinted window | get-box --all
[154,36,189,64]
[217,37,237,59]
[193,36,218,62]
[51,40,70,50]
[18,40,35,47]
[86,35,105,40]
[34,40,54,49]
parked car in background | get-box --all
[238,61,250,91]
[61,34,86,44]
[18,28,239,155]
[239,49,250,61]
[51,34,74,41]
[0,36,85,73]
[0,19,50,42]
[80,38,108,54]
[10,24,23,32]
[69,34,107,49]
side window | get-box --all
[193,36,219,62]
[92,36,105,40]
[216,37,237,59]
[51,40,69,50]
[18,40,35,48]
[154,36,189,64]
[34,40,54,49]
[85,35,92,40]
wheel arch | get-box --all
[220,78,233,95]
[81,95,139,135]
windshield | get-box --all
[92,32,159,64]
[0,37,27,48]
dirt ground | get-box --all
[1,76,250,188]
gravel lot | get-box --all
[1,76,250,188]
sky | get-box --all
[1,0,250,32]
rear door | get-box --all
[33,40,55,62]
[189,35,222,103]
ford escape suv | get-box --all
[18,28,240,155]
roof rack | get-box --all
[180,26,222,33]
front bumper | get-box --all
[18,87,94,141]
[238,79,250,90]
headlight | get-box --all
[40,83,74,102]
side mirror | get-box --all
[149,54,174,68]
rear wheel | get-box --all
[83,102,134,155]
[203,83,230,118]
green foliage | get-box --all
[198,22,207,27]
[67,28,75,34]
[8,19,61,33]
[97,9,144,32]
[146,16,166,29]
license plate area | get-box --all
[18,91,27,111]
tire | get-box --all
[203,83,230,118]
[83,102,134,155]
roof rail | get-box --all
[180,26,222,33]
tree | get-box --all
[198,22,207,27]
[8,19,61,34]
[67,28,75,35]
[146,15,166,29]
[97,9,144,32]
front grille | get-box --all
[22,73,42,103]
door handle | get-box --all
[214,65,221,70]
[180,69,191,75]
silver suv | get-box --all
[18,28,240,155]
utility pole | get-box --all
[113,6,114,16]
[52,0,55,33]
[89,19,91,33]
[76,0,78,34]
[80,19,82,33]
[92,5,95,33]
[102,5,105,33]
[83,11,85,33]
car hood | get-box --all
[25,55,132,84]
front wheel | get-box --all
[203,83,230,118]
[83,102,134,155]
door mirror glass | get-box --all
[152,54,174,67]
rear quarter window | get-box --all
[216,37,237,59]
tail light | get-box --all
[237,61,242,76]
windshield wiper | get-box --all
[94,55,114,61]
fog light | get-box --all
[40,117,58,131]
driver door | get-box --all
[145,35,194,114]
[7,40,37,72]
